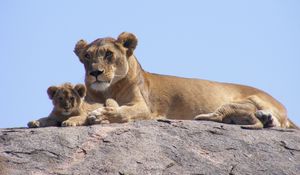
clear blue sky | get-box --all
[1,0,299,128]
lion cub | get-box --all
[27,83,118,128]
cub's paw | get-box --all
[61,120,78,127]
[27,120,40,128]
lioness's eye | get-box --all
[104,51,113,62]
[70,97,75,101]
[84,53,91,59]
[59,97,63,101]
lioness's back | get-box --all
[145,72,286,120]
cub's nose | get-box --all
[64,104,71,110]
[89,70,103,77]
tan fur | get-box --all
[87,98,120,124]
[27,83,103,127]
[74,32,298,129]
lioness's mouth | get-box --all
[95,80,110,84]
[90,81,111,91]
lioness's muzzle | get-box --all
[89,70,103,78]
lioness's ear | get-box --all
[74,39,88,62]
[74,84,86,98]
[47,86,58,100]
[116,32,138,57]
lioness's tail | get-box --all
[287,119,299,129]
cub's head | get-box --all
[47,83,86,116]
[74,32,138,91]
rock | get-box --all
[0,120,299,175]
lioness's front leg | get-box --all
[27,117,58,128]
[102,102,150,123]
[61,116,87,127]
[87,98,119,124]
[88,98,150,124]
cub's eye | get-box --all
[70,97,75,101]
[104,51,113,61]
[84,53,91,59]
[58,97,64,101]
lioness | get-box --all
[27,83,117,127]
[74,32,298,129]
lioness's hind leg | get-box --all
[240,114,264,129]
[195,101,261,128]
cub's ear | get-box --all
[74,39,88,62]
[47,86,59,100]
[116,32,138,57]
[74,84,86,98]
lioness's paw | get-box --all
[100,120,110,124]
[87,115,109,125]
[61,120,78,127]
[87,115,101,125]
[88,108,104,117]
[102,107,119,117]
[105,98,119,108]
[27,120,40,128]
[255,110,280,127]
[102,107,128,123]
[87,108,105,125]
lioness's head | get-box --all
[74,32,138,91]
[47,83,86,116]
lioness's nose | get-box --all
[89,70,103,77]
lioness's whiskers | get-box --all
[114,75,124,77]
